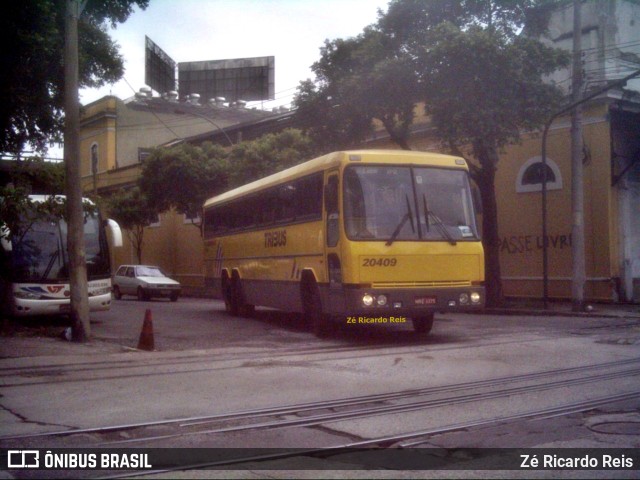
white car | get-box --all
[112,265,181,302]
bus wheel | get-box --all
[412,314,434,335]
[113,286,122,300]
[303,282,331,338]
[232,273,255,317]
[223,275,239,316]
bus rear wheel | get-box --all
[222,275,239,316]
[412,314,434,335]
[225,273,254,317]
[302,282,331,338]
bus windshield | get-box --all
[8,213,110,282]
[344,165,479,243]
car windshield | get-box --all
[136,266,166,277]
[344,165,479,243]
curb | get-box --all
[482,307,640,319]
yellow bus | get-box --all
[203,150,484,337]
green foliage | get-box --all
[107,187,156,263]
[294,27,417,150]
[0,0,148,155]
[418,23,570,151]
[107,187,156,232]
[227,129,316,187]
[0,190,96,245]
[2,158,65,195]
[0,158,67,240]
[138,142,229,219]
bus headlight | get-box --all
[376,294,388,306]
[459,293,469,305]
[362,294,374,307]
[470,292,481,304]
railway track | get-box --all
[0,333,557,388]
[2,357,639,448]
[52,390,640,478]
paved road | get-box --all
[1,298,640,477]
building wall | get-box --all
[543,0,640,94]
[79,96,118,191]
[496,102,616,301]
[78,96,246,291]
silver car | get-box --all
[112,265,181,302]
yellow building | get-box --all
[79,91,292,293]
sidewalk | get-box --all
[484,298,640,319]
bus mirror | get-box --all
[106,219,123,248]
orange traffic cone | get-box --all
[137,309,155,351]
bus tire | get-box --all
[231,272,255,317]
[222,274,239,316]
[302,280,331,338]
[412,314,434,335]
[113,286,122,300]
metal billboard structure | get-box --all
[178,56,275,102]
[144,36,176,95]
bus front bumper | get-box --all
[10,294,113,317]
[324,285,485,317]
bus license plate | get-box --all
[59,304,71,312]
[414,296,437,306]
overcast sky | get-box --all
[80,0,391,108]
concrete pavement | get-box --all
[1,299,639,359]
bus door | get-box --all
[324,172,344,312]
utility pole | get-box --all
[571,0,586,312]
[64,0,90,340]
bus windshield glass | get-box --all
[344,165,479,243]
[9,213,110,282]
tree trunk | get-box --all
[473,140,504,307]
[64,0,90,341]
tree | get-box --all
[294,27,418,151]
[411,8,569,306]
[227,129,316,187]
[107,188,157,263]
[0,158,66,239]
[0,0,149,156]
[296,0,569,306]
[138,142,229,225]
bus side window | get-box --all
[295,173,323,221]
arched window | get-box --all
[90,143,99,175]
[516,156,563,193]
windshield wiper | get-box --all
[386,195,415,246]
[423,194,456,246]
[41,250,59,281]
